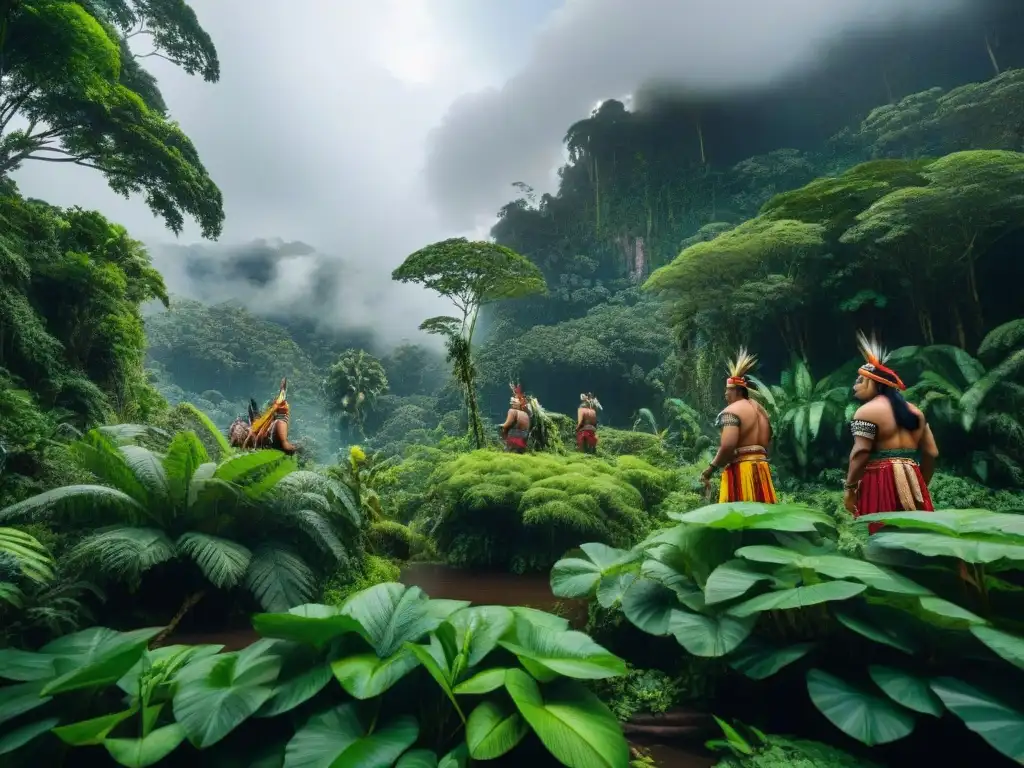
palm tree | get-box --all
[906,319,1024,483]
[748,358,849,476]
[0,526,54,607]
[0,426,359,641]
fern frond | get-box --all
[177,532,251,589]
[243,546,315,612]
[0,527,54,583]
[0,485,149,527]
[176,402,234,459]
[214,450,288,485]
[71,430,150,504]
[69,527,176,584]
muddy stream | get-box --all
[171,563,714,768]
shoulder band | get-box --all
[716,411,741,428]
[850,419,877,439]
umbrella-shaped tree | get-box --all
[392,238,547,448]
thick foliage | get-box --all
[553,501,1024,763]
[0,582,630,767]
[429,451,672,573]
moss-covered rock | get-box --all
[429,450,673,572]
[368,519,435,561]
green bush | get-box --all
[713,735,880,768]
[431,451,671,572]
[322,553,400,605]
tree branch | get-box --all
[23,154,108,172]
[136,51,174,65]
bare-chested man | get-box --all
[845,332,938,534]
[576,393,602,454]
[500,383,531,454]
[700,348,778,503]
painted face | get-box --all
[852,374,876,401]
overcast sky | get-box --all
[13,0,969,346]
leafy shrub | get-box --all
[0,583,631,767]
[592,665,682,721]
[552,502,1024,763]
[322,553,400,605]
[928,472,1024,512]
[599,428,675,467]
[713,735,879,768]
[431,451,671,572]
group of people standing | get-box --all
[701,332,938,530]
[499,330,939,532]
[500,384,603,454]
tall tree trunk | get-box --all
[695,118,706,165]
[151,589,206,648]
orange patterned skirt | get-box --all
[719,446,778,504]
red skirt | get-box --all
[855,458,934,535]
[576,428,598,451]
[505,436,527,453]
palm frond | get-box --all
[176,402,234,459]
[119,445,170,502]
[69,527,176,584]
[0,485,150,527]
[961,348,1024,431]
[0,527,55,583]
[243,545,315,612]
[71,430,150,504]
[98,423,170,445]
[214,450,288,485]
[274,507,349,563]
[177,532,251,589]
[164,431,210,504]
[243,455,299,500]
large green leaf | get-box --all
[833,610,917,654]
[550,543,637,599]
[930,677,1024,762]
[728,581,866,617]
[868,532,1024,565]
[396,750,438,768]
[0,647,57,682]
[116,644,225,697]
[42,627,162,695]
[727,641,814,680]
[256,644,333,719]
[0,680,52,727]
[668,609,756,658]
[0,717,60,757]
[669,502,833,533]
[177,532,251,590]
[735,546,931,596]
[282,703,418,768]
[914,596,987,629]
[504,670,628,768]
[499,621,625,680]
[806,669,916,746]
[453,667,508,695]
[331,651,421,700]
[52,708,137,746]
[620,578,678,636]
[970,626,1024,670]
[868,666,942,717]
[104,723,187,768]
[703,560,773,605]
[340,583,448,657]
[465,698,528,760]
[172,645,282,748]
[446,605,514,667]
[252,603,365,647]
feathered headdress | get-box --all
[726,348,757,389]
[856,332,906,391]
[509,382,528,409]
[250,378,289,442]
[580,393,602,410]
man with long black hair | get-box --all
[844,332,939,533]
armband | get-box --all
[715,412,741,428]
[850,420,878,440]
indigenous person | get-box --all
[500,383,531,454]
[227,378,299,455]
[700,349,777,503]
[576,393,602,453]
[844,332,937,534]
